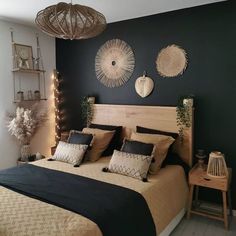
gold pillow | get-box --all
[82,128,115,162]
[130,131,175,174]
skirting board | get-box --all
[159,208,185,236]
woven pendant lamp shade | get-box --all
[207,151,228,178]
[35,2,106,40]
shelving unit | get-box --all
[11,30,47,104]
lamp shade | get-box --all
[207,151,228,178]
[35,2,106,40]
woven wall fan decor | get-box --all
[95,39,135,88]
[156,44,188,77]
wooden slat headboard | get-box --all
[92,104,194,167]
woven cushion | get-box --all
[53,141,88,166]
[82,128,115,161]
[89,123,122,156]
[130,132,175,174]
[68,130,94,146]
[108,150,152,181]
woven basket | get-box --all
[207,151,228,178]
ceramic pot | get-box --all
[20,144,31,162]
[183,98,193,107]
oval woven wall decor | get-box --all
[95,39,135,88]
[156,44,188,78]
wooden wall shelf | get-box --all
[12,68,46,74]
[13,98,47,103]
[11,32,47,103]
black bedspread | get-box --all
[0,164,156,236]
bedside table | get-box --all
[187,164,232,229]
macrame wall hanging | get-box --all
[95,39,135,88]
[156,44,188,77]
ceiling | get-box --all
[0,0,225,26]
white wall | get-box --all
[0,19,55,170]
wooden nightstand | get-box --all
[187,164,232,229]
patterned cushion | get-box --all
[130,132,175,174]
[82,128,115,161]
[108,150,152,181]
[53,141,88,166]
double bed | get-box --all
[0,104,194,236]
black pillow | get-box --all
[161,152,190,177]
[68,130,93,146]
[121,139,154,156]
[136,126,178,139]
[89,123,122,156]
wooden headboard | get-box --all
[92,104,194,167]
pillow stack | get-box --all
[130,131,175,174]
[106,126,178,180]
[52,125,118,166]
[106,139,155,181]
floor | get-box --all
[171,215,236,236]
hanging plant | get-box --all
[81,96,94,127]
[176,95,194,142]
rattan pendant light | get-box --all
[35,1,106,40]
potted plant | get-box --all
[81,96,95,127]
[7,104,47,161]
[176,95,194,142]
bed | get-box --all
[0,104,194,236]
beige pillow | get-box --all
[130,131,175,174]
[108,150,152,181]
[53,141,88,166]
[82,128,115,161]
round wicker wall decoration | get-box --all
[156,44,187,77]
[95,39,135,88]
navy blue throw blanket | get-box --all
[0,164,156,236]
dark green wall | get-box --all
[56,1,236,208]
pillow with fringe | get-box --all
[53,141,88,167]
[106,150,152,181]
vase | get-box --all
[20,144,31,162]
[183,98,193,107]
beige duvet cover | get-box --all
[0,157,188,236]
